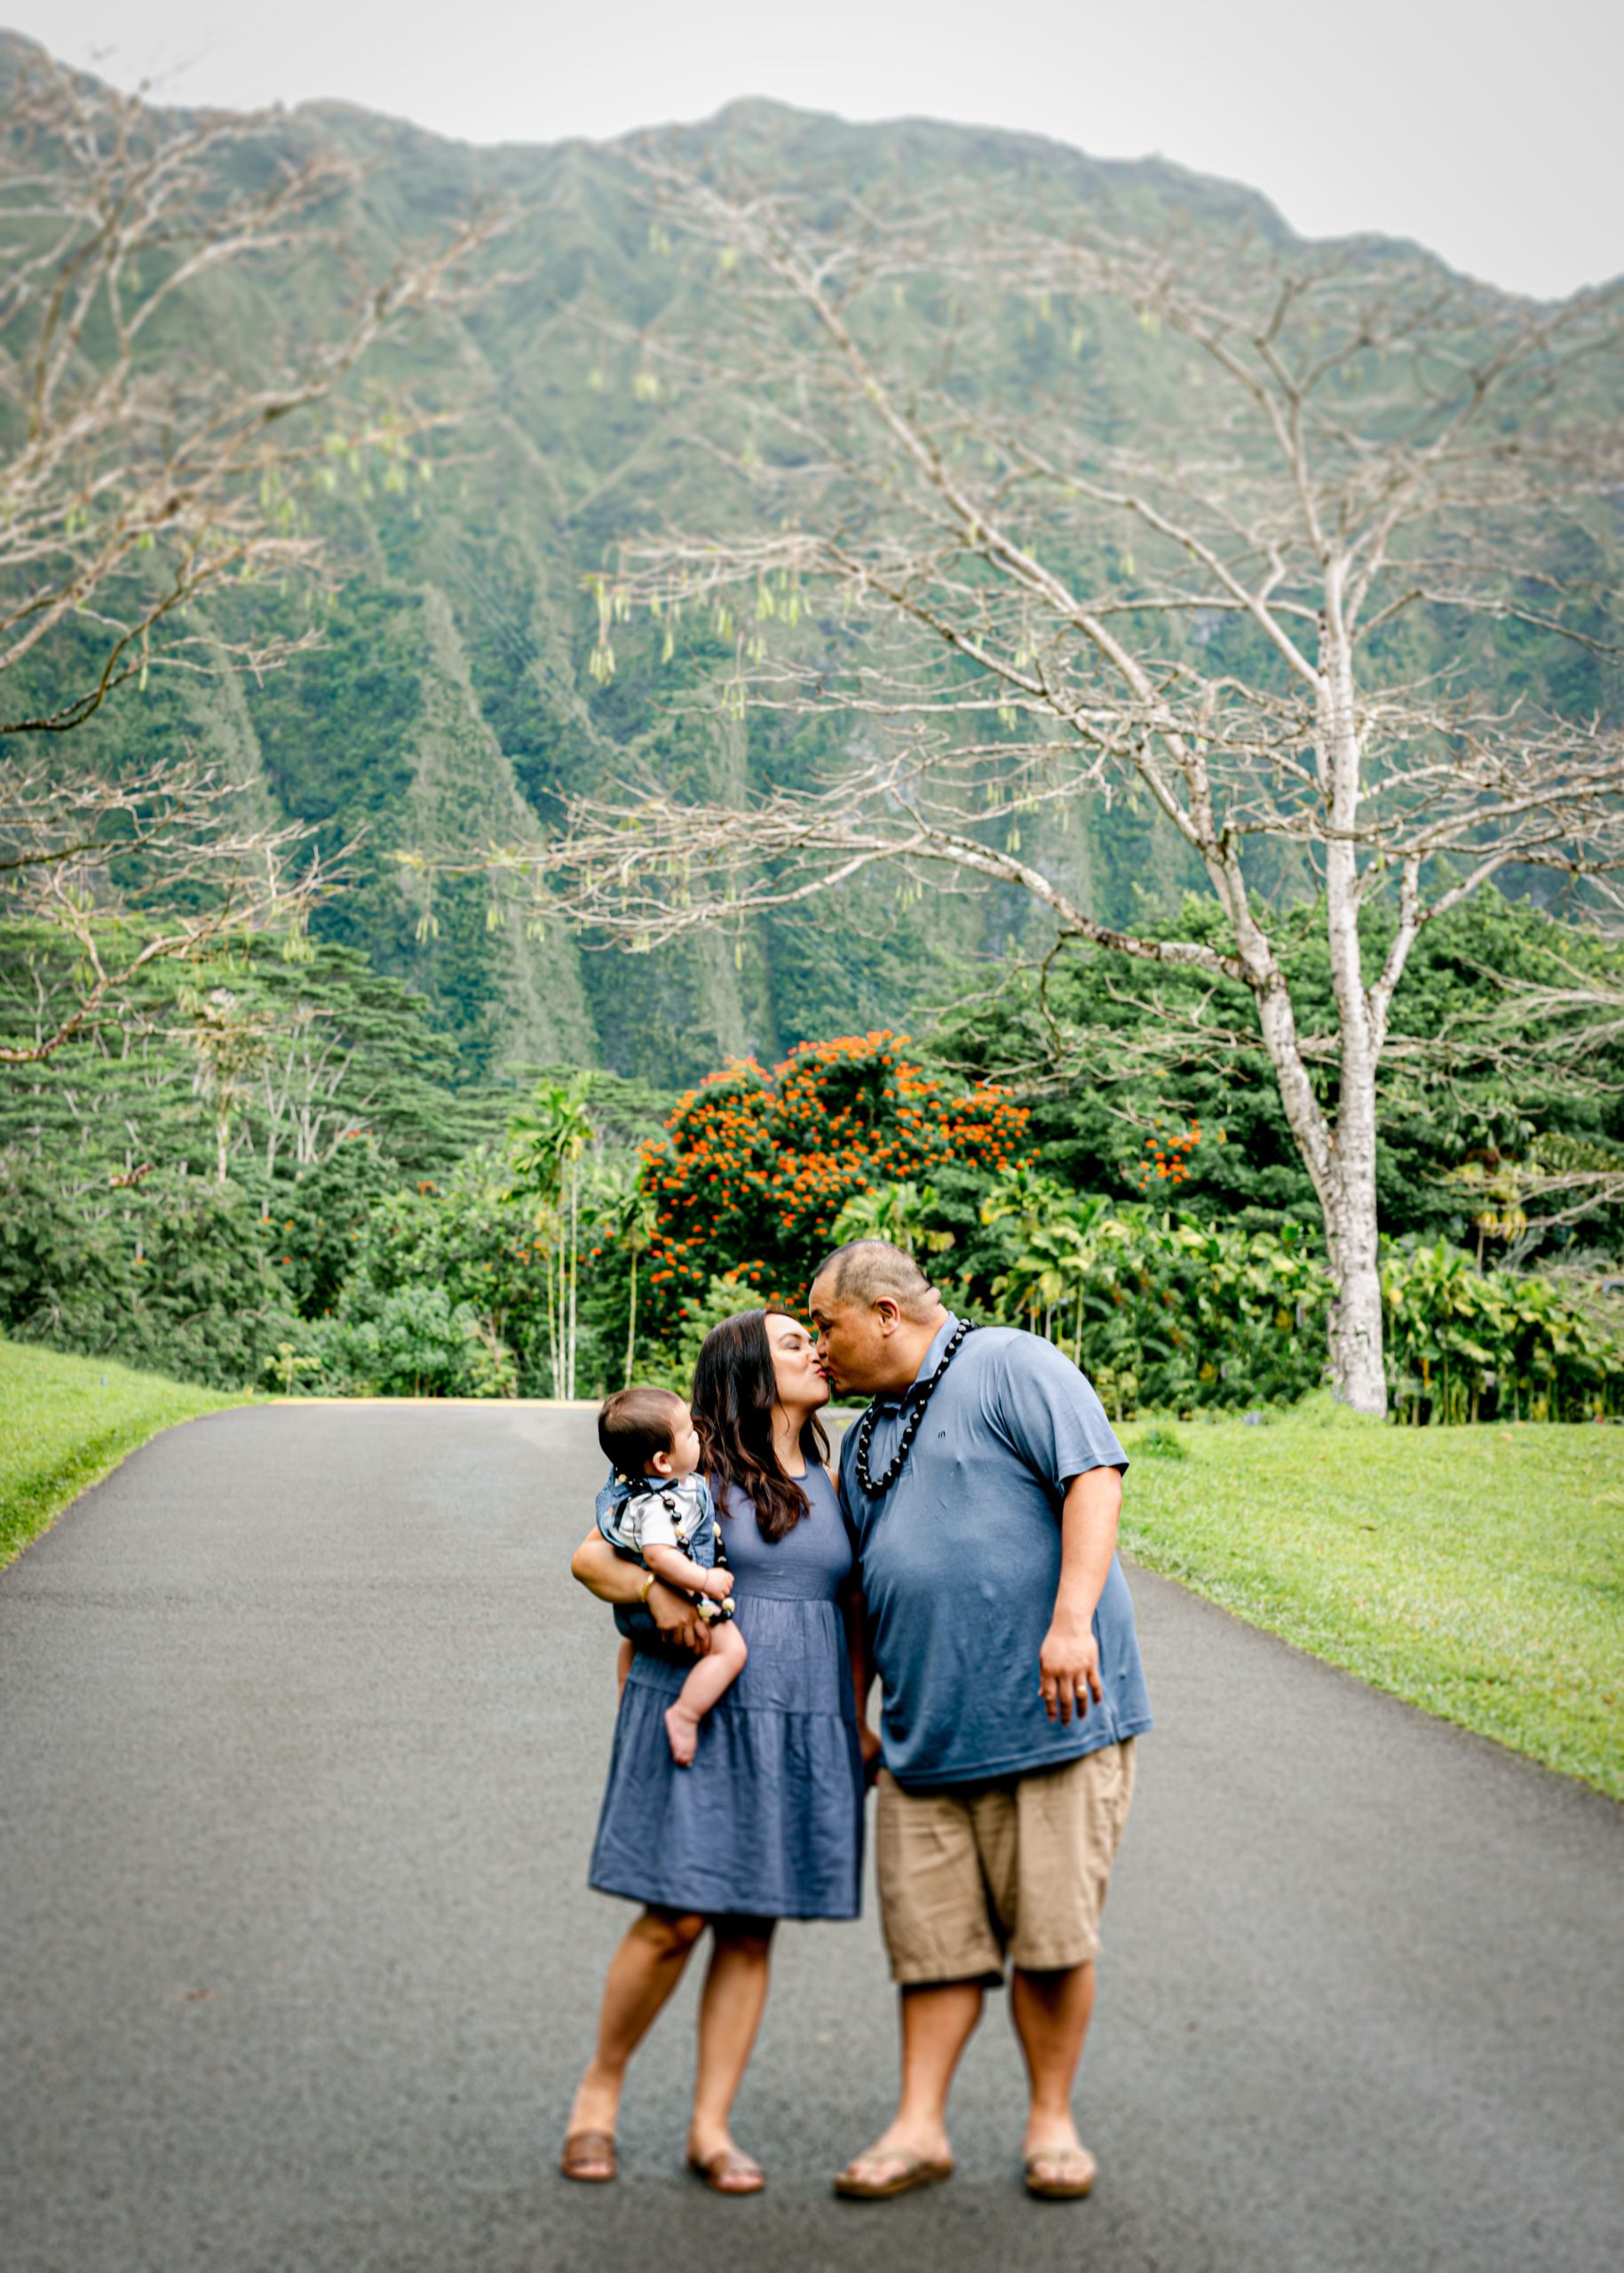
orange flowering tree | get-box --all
[637,1033,1031,1338]
[1133,1119,1206,1196]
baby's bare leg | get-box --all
[616,1636,634,1699]
[664,1620,748,1767]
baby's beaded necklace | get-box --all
[853,1319,976,1499]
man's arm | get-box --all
[1037,1465,1122,1724]
[568,1531,712,1653]
[831,1456,882,1781]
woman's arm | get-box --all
[841,1579,882,1785]
[569,1531,712,1653]
[830,1461,882,1782]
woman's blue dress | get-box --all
[588,1465,864,1920]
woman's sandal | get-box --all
[558,2130,617,2183]
[686,2146,765,2195]
[832,2149,955,2200]
[1022,2143,1097,2200]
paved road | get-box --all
[1,1406,1620,2273]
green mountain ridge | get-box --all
[11,35,1618,1086]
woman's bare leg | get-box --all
[688,1918,775,2189]
[564,1906,707,2166]
[664,1621,748,1767]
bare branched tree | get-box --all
[0,42,511,1056]
[440,153,1624,1411]
[0,750,339,1063]
[1445,953,1624,1247]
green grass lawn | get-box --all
[0,1341,246,1569]
[1120,1403,1624,1802]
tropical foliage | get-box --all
[3,948,1620,1420]
[0,925,669,1395]
[16,832,1614,1420]
[978,1176,1329,1417]
[1382,1245,1622,1426]
[969,1174,1620,1423]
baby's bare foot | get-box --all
[664,1703,701,1766]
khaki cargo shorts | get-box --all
[875,1740,1137,1985]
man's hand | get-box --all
[1038,1612,1102,1724]
[1041,1467,1120,1723]
[859,1723,883,1788]
[648,1582,712,1655]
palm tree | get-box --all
[982,1175,1116,1360]
[509,1073,596,1398]
[830,1179,955,1262]
[591,1163,659,1385]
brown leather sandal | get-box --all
[832,2149,955,2200]
[559,2129,617,2183]
[687,2146,765,2195]
[1023,2142,1097,2199]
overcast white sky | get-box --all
[14,0,1621,299]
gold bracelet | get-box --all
[638,1571,656,1604]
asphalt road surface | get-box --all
[2,1404,1620,2273]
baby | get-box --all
[594,1384,747,1767]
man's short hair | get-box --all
[598,1384,685,1474]
[812,1239,939,1321]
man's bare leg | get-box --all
[664,1620,747,1766]
[1010,1960,1097,2184]
[838,1980,983,2185]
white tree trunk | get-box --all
[1315,585,1388,1414]
[566,1163,580,1400]
[625,1253,638,1388]
[544,1230,562,1400]
[1324,1179,1386,1414]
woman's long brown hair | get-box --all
[692,1310,831,1544]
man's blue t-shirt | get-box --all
[839,1315,1153,1791]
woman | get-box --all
[559,1311,872,2195]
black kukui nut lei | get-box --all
[854,1320,976,1499]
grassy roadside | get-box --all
[0,1341,246,1570]
[1120,1404,1624,1802]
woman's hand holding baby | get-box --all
[646,1582,713,1654]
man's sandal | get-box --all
[1023,2143,1097,2200]
[558,2130,617,2183]
[833,2150,955,2200]
[687,2146,764,2195]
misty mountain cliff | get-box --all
[15,40,1612,1083]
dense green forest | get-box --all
[3,909,1620,1416]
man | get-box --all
[809,1239,1151,2203]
